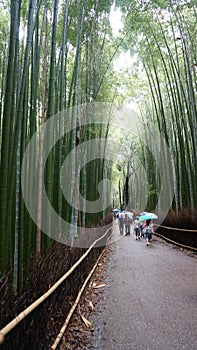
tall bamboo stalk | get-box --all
[0,0,20,272]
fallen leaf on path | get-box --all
[79,313,92,328]
[93,283,106,289]
[88,301,94,310]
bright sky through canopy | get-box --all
[109,4,124,36]
[109,5,136,71]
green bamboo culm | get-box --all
[0,0,20,272]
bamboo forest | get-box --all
[0,0,197,348]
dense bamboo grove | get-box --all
[0,0,197,297]
[116,0,197,215]
[0,0,118,294]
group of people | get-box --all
[118,211,132,236]
[133,217,153,246]
[117,211,153,246]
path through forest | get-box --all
[90,221,197,350]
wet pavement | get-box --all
[90,220,197,350]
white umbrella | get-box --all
[125,211,133,219]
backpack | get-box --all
[147,225,152,234]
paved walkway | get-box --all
[91,220,197,350]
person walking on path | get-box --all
[125,214,131,236]
[118,211,124,235]
[134,216,140,240]
[146,219,154,246]
[141,220,146,238]
[139,218,143,237]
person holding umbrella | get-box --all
[145,219,153,246]
[139,212,157,246]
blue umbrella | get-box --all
[139,213,158,220]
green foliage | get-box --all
[0,0,121,294]
[111,0,197,214]
[1,0,196,295]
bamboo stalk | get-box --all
[36,4,48,256]
[0,0,20,272]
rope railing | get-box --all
[153,231,197,252]
[0,227,112,346]
[154,223,197,232]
